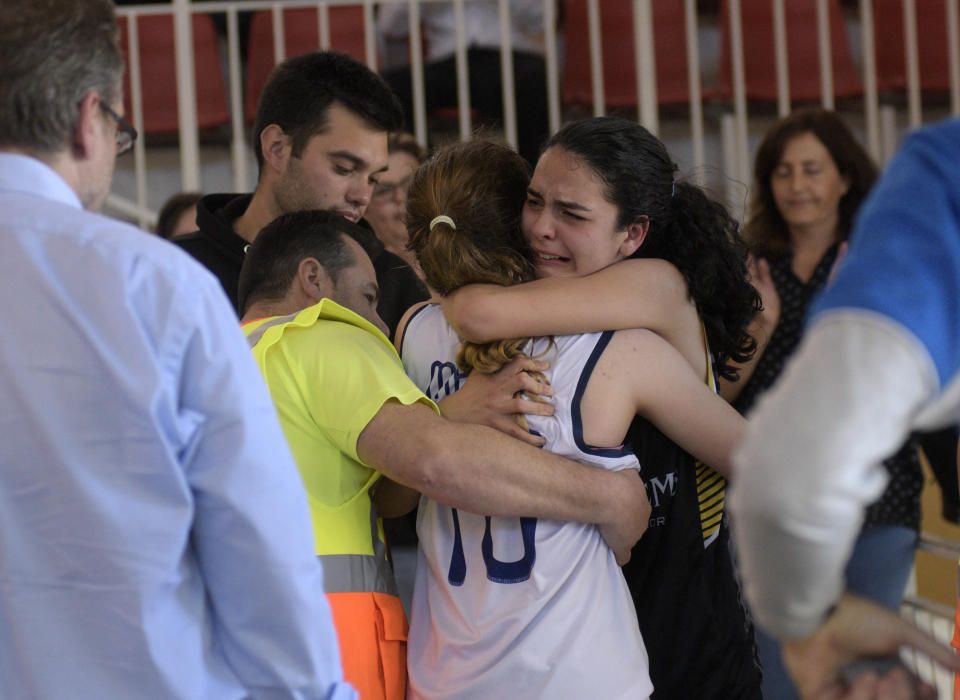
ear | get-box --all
[72,91,101,160]
[840,173,851,197]
[260,124,292,176]
[296,257,335,303]
[619,215,650,258]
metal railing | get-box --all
[111,0,960,227]
[901,533,960,694]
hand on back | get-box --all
[437,355,554,447]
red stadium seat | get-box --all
[118,14,229,134]
[244,7,369,120]
[563,0,693,110]
[716,0,861,102]
[873,0,953,93]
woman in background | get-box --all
[730,107,922,700]
[155,191,201,239]
[364,132,427,282]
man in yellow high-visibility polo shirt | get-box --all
[237,209,651,700]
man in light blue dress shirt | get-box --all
[0,1,353,698]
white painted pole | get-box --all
[587,0,605,116]
[634,0,658,134]
[172,0,200,190]
[226,7,249,192]
[498,0,518,150]
[904,0,921,127]
[859,0,880,162]
[772,0,790,116]
[363,0,377,71]
[453,0,473,141]
[126,15,149,226]
[106,193,158,227]
[408,0,427,146]
[721,113,739,210]
[947,0,960,116]
[816,0,834,109]
[728,0,750,186]
[880,103,897,164]
[318,3,330,49]
[684,0,705,184]
[272,3,285,62]
[544,0,561,136]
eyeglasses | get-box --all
[99,102,138,155]
[372,176,413,200]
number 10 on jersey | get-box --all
[447,509,538,585]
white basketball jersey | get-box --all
[400,304,652,700]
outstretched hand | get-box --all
[437,355,554,447]
[783,594,960,699]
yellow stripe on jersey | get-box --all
[696,323,726,549]
[696,462,726,547]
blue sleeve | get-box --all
[810,118,960,390]
[176,275,356,699]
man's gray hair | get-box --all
[0,0,123,154]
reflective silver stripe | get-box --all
[245,311,299,349]
[319,553,398,596]
[320,503,397,595]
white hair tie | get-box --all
[429,215,456,231]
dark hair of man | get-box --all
[0,0,122,154]
[744,108,878,259]
[546,117,761,381]
[155,192,203,239]
[251,51,404,176]
[238,209,380,315]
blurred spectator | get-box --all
[726,108,921,700]
[363,133,427,282]
[155,191,201,239]
[378,1,548,165]
[731,115,960,700]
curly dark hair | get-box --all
[546,117,761,381]
[744,108,877,259]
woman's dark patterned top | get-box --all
[734,247,921,531]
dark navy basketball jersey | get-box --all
[623,360,763,699]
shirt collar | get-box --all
[0,153,83,210]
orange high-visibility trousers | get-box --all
[328,591,407,700]
[953,595,960,700]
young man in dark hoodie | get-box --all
[176,51,428,337]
